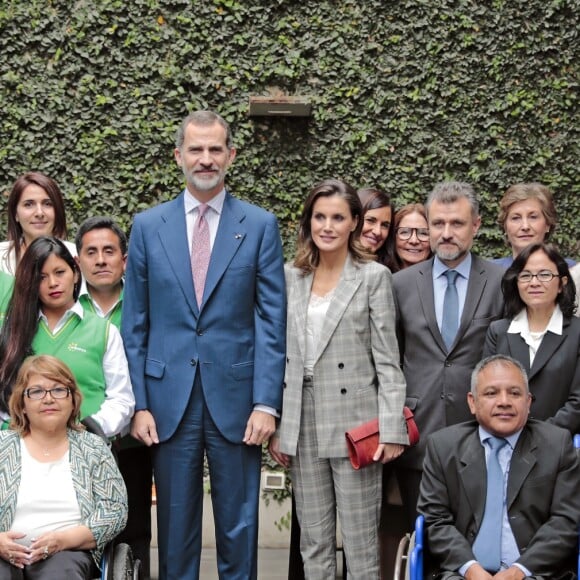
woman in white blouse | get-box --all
[483,243,579,433]
[0,172,76,275]
[269,179,408,579]
[0,355,127,578]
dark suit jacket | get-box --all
[392,255,504,469]
[418,420,580,577]
[121,191,287,443]
[484,316,580,434]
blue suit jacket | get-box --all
[121,191,286,443]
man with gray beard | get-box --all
[122,111,286,579]
[390,181,504,531]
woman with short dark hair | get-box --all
[484,243,579,433]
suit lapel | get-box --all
[507,427,536,510]
[453,256,486,350]
[459,433,487,528]
[202,193,246,309]
[157,193,199,318]
[529,322,568,380]
[314,256,361,364]
[288,268,312,360]
[416,259,446,352]
[507,333,531,375]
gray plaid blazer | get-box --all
[278,256,408,458]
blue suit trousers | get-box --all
[153,372,261,580]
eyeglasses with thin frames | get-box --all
[24,386,71,400]
[517,270,561,284]
[396,227,430,242]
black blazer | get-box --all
[483,315,580,434]
[418,420,580,577]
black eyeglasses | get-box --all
[517,270,560,283]
[396,227,430,241]
[24,386,71,400]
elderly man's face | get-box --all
[467,362,531,438]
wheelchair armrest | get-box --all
[81,416,109,442]
[410,515,425,580]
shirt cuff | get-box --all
[512,563,532,577]
[253,404,280,418]
[459,560,477,577]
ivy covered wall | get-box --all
[0,0,577,259]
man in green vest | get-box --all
[76,216,152,579]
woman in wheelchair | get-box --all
[0,355,127,579]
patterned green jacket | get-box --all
[0,429,127,567]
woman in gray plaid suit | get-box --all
[270,179,408,579]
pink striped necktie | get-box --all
[191,203,210,306]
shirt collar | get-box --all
[38,300,84,323]
[478,425,521,450]
[79,282,124,316]
[507,304,564,336]
[183,187,226,216]
[433,253,472,280]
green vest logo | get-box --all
[68,342,87,353]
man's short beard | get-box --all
[435,245,466,263]
[191,174,222,192]
[183,166,226,192]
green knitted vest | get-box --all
[32,312,109,420]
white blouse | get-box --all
[10,440,81,545]
[0,240,77,276]
[507,306,563,366]
[304,289,334,375]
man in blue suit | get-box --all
[122,110,287,580]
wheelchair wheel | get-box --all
[393,533,409,580]
[404,531,416,580]
[99,542,114,580]
[112,543,134,580]
[132,558,142,580]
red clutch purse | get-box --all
[345,407,419,470]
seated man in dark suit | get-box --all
[418,354,580,580]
